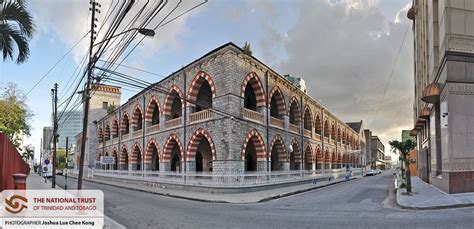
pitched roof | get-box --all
[346,121,363,133]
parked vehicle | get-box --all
[56,169,63,176]
[366,170,376,176]
[375,169,382,174]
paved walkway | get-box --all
[397,176,474,209]
[77,174,358,203]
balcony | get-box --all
[190,109,213,124]
[270,117,284,129]
[243,108,264,123]
[421,83,441,104]
[112,137,118,145]
[105,140,111,146]
[314,133,321,140]
[324,136,329,143]
[133,130,143,138]
[166,117,183,129]
[289,123,300,133]
[304,129,312,138]
[122,133,130,141]
[147,124,160,134]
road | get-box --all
[54,171,474,229]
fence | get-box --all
[0,133,30,191]
[70,167,362,188]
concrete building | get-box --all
[408,0,474,193]
[41,127,53,164]
[90,43,366,174]
[364,129,374,169]
[371,136,386,170]
[57,110,83,148]
[347,121,366,169]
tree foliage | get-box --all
[242,41,252,56]
[22,144,34,162]
[389,139,416,193]
[0,83,33,148]
[0,0,35,64]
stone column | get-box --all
[160,162,170,172]
[186,161,196,172]
[257,160,268,172]
[283,162,290,171]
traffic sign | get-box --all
[100,156,115,165]
[44,159,50,165]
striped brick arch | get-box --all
[338,153,343,164]
[289,139,301,162]
[131,105,143,129]
[119,145,128,165]
[314,114,322,134]
[304,143,313,164]
[121,112,130,133]
[145,96,161,121]
[316,146,322,164]
[130,142,142,164]
[303,105,313,130]
[187,71,217,105]
[186,128,216,161]
[145,139,160,164]
[162,133,184,162]
[331,149,337,164]
[241,72,266,108]
[289,97,301,123]
[324,148,330,163]
[111,119,119,137]
[163,85,184,116]
[241,129,266,160]
[270,135,286,162]
[268,86,286,116]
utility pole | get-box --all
[65,136,68,190]
[78,0,100,190]
[51,83,58,188]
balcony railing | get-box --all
[314,133,321,140]
[243,108,264,123]
[304,129,312,138]
[122,133,130,141]
[147,124,160,134]
[289,123,300,133]
[112,138,118,145]
[166,117,183,129]
[270,117,284,129]
[324,136,329,143]
[133,130,143,138]
[190,109,213,123]
[105,140,111,146]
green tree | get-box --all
[0,0,35,64]
[56,148,67,170]
[21,144,34,162]
[107,104,116,114]
[0,83,33,148]
[242,41,252,56]
[389,139,416,193]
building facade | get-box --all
[408,0,474,193]
[371,136,386,170]
[90,43,365,174]
[41,127,53,164]
[57,110,83,148]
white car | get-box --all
[366,170,376,176]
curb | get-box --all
[69,175,358,204]
[395,185,474,210]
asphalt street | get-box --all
[54,171,474,229]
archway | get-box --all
[112,150,118,170]
[188,71,216,113]
[316,147,322,170]
[324,149,330,169]
[121,113,130,135]
[241,129,266,172]
[112,119,119,138]
[163,85,183,120]
[120,146,129,170]
[132,105,143,131]
[304,106,313,131]
[305,144,313,171]
[241,72,265,111]
[105,125,111,141]
[289,97,301,126]
[163,134,183,172]
[270,135,286,171]
[170,144,181,172]
[146,97,160,127]
[131,143,142,171]
[145,140,160,171]
[187,128,216,172]
[269,86,286,119]
[289,140,301,170]
[245,141,257,171]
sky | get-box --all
[0,0,413,163]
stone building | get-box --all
[371,136,385,170]
[92,43,365,174]
[408,0,474,193]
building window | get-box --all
[103,102,108,109]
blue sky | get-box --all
[0,0,412,161]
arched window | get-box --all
[324,120,329,138]
[163,87,183,120]
[188,71,216,113]
[105,125,111,141]
[315,114,322,134]
[132,106,143,131]
[244,83,257,111]
[289,98,301,126]
[269,86,286,119]
[121,113,130,135]
[112,119,119,138]
[241,72,265,111]
[331,124,336,140]
[304,107,312,131]
[146,97,160,127]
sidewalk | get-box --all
[396,176,474,210]
[77,174,358,203]
[25,172,125,229]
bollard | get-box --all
[12,173,28,190]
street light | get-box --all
[93,28,155,47]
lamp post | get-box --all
[77,25,155,190]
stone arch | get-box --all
[112,149,118,170]
[186,128,216,161]
[131,142,143,171]
[289,97,301,125]
[112,119,119,138]
[187,71,216,110]
[121,112,130,134]
[303,105,313,131]
[337,126,341,142]
[316,146,322,169]
[270,135,286,171]
[314,114,322,134]
[241,72,266,110]
[145,138,160,170]
[146,96,161,126]
[119,145,129,170]
[269,86,286,119]
[324,148,330,166]
[331,149,337,164]
[104,124,111,141]
[132,104,143,131]
[162,133,183,162]
[241,129,266,171]
[324,120,330,138]
[97,127,104,142]
[342,129,346,144]
[289,139,301,170]
[304,143,313,170]
[163,85,184,117]
[331,122,336,140]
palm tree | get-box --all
[0,0,35,64]
[389,139,416,193]
[242,41,252,56]
[22,145,34,162]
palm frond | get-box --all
[0,0,35,38]
[0,23,15,61]
[2,23,29,64]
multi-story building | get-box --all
[57,110,83,148]
[364,129,374,169]
[408,0,474,193]
[346,121,366,169]
[91,43,365,174]
[41,127,53,164]
[371,136,385,170]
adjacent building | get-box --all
[41,127,53,164]
[371,136,386,170]
[89,43,366,174]
[57,110,83,148]
[408,0,474,193]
